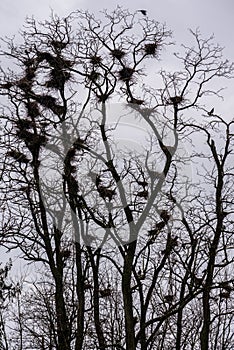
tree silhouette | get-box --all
[0,7,234,350]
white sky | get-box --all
[0,0,233,51]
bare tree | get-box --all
[0,258,20,350]
[0,7,233,350]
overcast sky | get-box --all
[0,0,233,110]
[0,0,233,52]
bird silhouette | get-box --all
[208,108,214,116]
[138,9,147,16]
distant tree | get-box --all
[0,259,20,350]
[0,7,234,350]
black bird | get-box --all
[138,9,147,16]
[208,108,214,116]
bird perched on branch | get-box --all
[138,9,147,16]
[137,268,145,280]
[208,108,214,116]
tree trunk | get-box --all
[122,241,137,350]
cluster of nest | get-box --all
[10,50,71,115]
[12,104,48,156]
[16,47,71,93]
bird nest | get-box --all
[26,102,40,118]
[88,70,100,82]
[37,94,57,108]
[37,51,73,69]
[35,95,65,115]
[111,49,126,59]
[15,119,34,130]
[46,69,71,89]
[51,40,67,50]
[169,96,183,105]
[6,150,29,164]
[118,67,134,82]
[144,43,158,55]
[17,78,33,91]
[51,105,65,116]
[90,55,102,65]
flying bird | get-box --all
[138,9,147,16]
[208,108,214,116]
